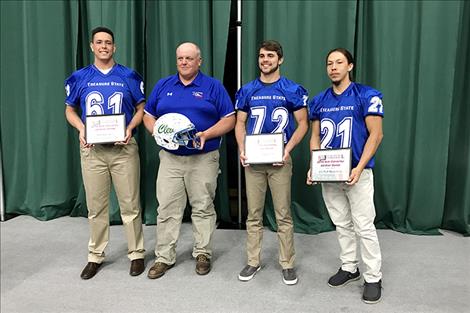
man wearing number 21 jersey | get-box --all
[307,48,384,304]
[64,27,145,280]
[235,40,308,285]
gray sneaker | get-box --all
[282,268,298,285]
[238,265,261,281]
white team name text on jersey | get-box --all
[87,82,125,87]
[251,95,286,101]
[320,105,354,112]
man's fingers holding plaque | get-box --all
[115,129,132,145]
[306,169,317,185]
[239,152,249,167]
[79,129,93,148]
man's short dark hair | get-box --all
[326,48,355,80]
[326,48,354,65]
[258,40,283,59]
[91,26,114,43]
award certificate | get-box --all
[85,114,126,144]
[311,148,352,182]
[244,133,284,164]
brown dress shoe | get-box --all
[130,259,145,276]
[147,262,174,279]
[195,254,211,275]
[80,262,101,280]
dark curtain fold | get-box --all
[1,0,469,236]
[442,0,470,236]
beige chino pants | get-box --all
[80,138,145,263]
[244,159,295,269]
[154,149,219,265]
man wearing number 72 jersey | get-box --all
[234,40,308,285]
[306,48,384,304]
[64,26,145,280]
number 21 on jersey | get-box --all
[320,117,352,149]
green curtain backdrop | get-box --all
[239,0,470,236]
[1,1,80,220]
[1,0,469,236]
[0,0,231,225]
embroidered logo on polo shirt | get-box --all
[167,92,173,96]
[192,91,203,98]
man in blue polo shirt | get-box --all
[143,42,235,279]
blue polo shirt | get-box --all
[145,71,234,155]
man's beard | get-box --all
[260,63,279,75]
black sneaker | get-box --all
[362,280,382,304]
[328,268,360,287]
[282,268,298,285]
[238,265,260,281]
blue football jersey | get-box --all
[145,71,234,155]
[309,82,384,168]
[235,77,308,143]
[64,64,145,126]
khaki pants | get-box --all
[322,169,382,282]
[80,138,145,263]
[244,159,295,269]
[154,149,219,265]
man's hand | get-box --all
[346,167,363,185]
[306,169,317,185]
[273,150,290,166]
[79,128,93,148]
[115,128,132,145]
[239,151,249,167]
[195,131,206,150]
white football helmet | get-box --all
[153,113,200,150]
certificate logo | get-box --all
[317,155,327,163]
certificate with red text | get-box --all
[311,148,351,182]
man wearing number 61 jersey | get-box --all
[235,40,308,285]
[307,48,384,304]
[64,27,145,280]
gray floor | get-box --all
[1,215,469,313]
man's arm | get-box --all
[116,102,145,145]
[347,115,383,185]
[65,105,90,147]
[196,113,236,149]
[280,107,308,163]
[234,111,248,166]
[143,113,157,135]
[306,120,321,184]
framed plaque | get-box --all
[85,114,126,144]
[311,148,352,182]
[244,133,284,164]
